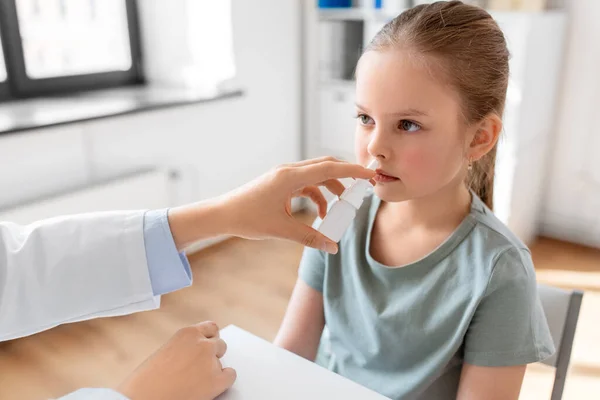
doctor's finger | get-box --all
[292,162,375,189]
[280,218,338,255]
[195,321,220,338]
[284,156,342,168]
[213,338,228,358]
[296,186,328,219]
[320,178,346,197]
[217,367,238,395]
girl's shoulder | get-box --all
[469,194,529,254]
[466,195,536,286]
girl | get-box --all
[275,2,554,399]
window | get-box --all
[16,0,133,79]
[0,0,142,101]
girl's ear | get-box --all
[468,114,502,161]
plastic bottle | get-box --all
[317,159,379,242]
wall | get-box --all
[541,0,600,248]
[0,0,301,218]
[90,0,302,205]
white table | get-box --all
[217,325,389,399]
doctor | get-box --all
[0,157,374,400]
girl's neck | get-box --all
[381,182,472,230]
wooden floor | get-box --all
[0,212,599,399]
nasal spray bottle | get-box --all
[317,159,379,242]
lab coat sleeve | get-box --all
[58,388,130,400]
[0,211,160,342]
[144,209,193,295]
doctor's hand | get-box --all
[117,322,235,400]
[168,157,375,254]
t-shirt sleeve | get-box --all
[464,247,556,367]
[298,218,327,293]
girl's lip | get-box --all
[374,171,400,183]
[375,169,398,178]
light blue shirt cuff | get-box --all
[143,209,192,296]
[59,388,130,399]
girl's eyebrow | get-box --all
[355,103,429,118]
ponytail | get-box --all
[467,146,497,210]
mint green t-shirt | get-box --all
[299,194,554,400]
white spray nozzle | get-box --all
[366,159,379,170]
[340,159,378,208]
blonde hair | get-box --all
[364,1,509,209]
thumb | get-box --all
[284,219,339,254]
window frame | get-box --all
[0,0,144,101]
[0,81,9,102]
[0,28,10,101]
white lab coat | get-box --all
[0,210,160,342]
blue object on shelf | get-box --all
[318,0,352,8]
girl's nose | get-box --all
[367,128,391,161]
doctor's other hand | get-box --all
[117,321,235,400]
[168,157,375,254]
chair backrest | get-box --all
[537,284,583,400]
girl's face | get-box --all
[355,50,471,203]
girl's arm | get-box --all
[274,279,325,361]
[457,364,526,400]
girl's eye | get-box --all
[399,120,421,132]
[357,114,374,125]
